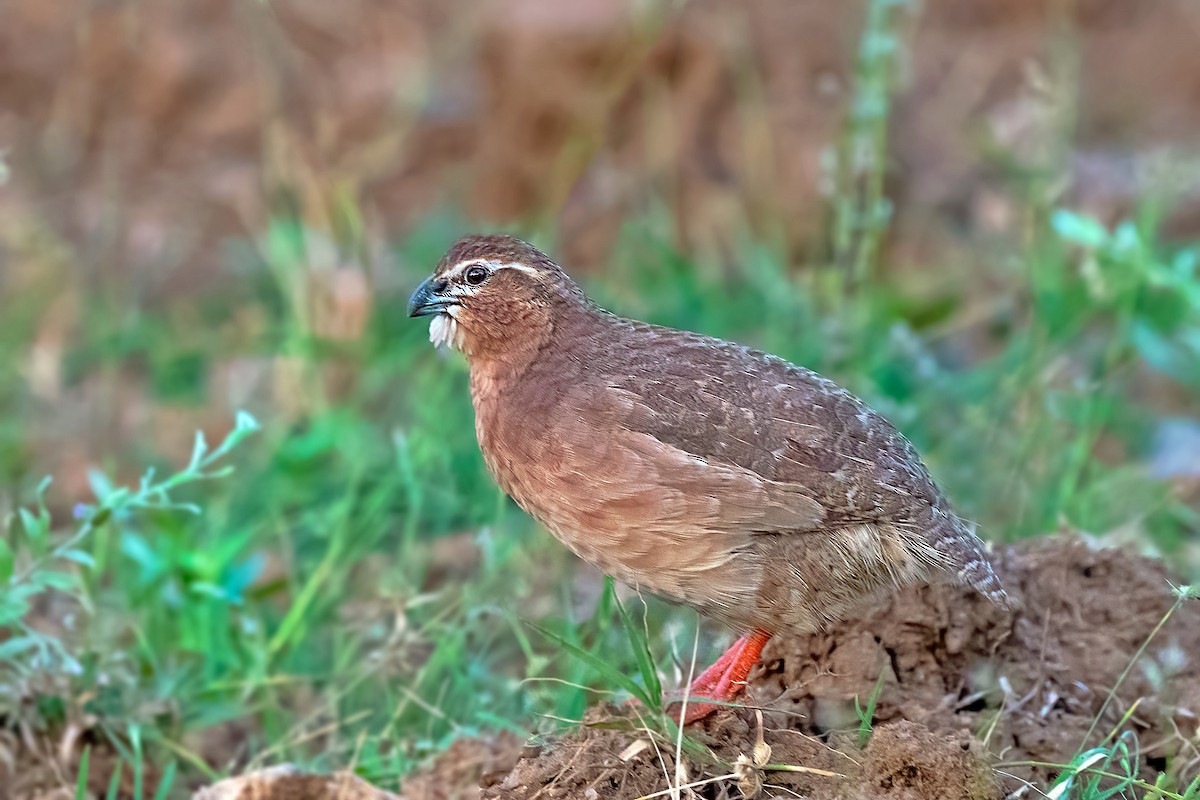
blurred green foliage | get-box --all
[2,198,1197,792]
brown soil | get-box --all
[484,538,1200,799]
[193,766,400,800]
[401,733,525,800]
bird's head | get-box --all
[408,234,585,358]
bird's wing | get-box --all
[596,325,943,532]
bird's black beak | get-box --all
[407,276,455,318]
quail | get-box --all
[408,234,1015,723]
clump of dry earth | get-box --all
[483,537,1200,799]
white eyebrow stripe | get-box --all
[499,262,541,276]
[445,258,541,279]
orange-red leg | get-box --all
[673,630,772,724]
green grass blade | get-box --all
[612,592,662,705]
[75,745,91,800]
[527,620,653,707]
[105,761,123,800]
[151,761,177,800]
[855,670,887,748]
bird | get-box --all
[408,233,1016,724]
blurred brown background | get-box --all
[4,0,1199,287]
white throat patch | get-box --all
[428,311,462,350]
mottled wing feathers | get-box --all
[586,317,944,530]
[570,318,1017,610]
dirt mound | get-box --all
[486,538,1200,798]
[401,733,525,800]
[194,766,400,800]
[487,714,998,799]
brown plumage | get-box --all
[409,234,1015,721]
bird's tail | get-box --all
[930,508,1020,612]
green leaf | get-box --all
[207,411,261,463]
[0,538,12,583]
[0,594,32,626]
[87,469,116,502]
[0,635,38,661]
[189,430,209,470]
[1052,209,1109,249]
[1046,747,1109,800]
[18,507,47,550]
[38,571,81,593]
[235,410,261,433]
[60,549,96,569]
[138,467,157,493]
[105,487,132,508]
[1132,321,1200,385]
[190,582,243,606]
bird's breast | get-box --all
[469,376,764,625]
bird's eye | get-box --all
[464,265,489,286]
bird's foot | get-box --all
[669,630,771,725]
